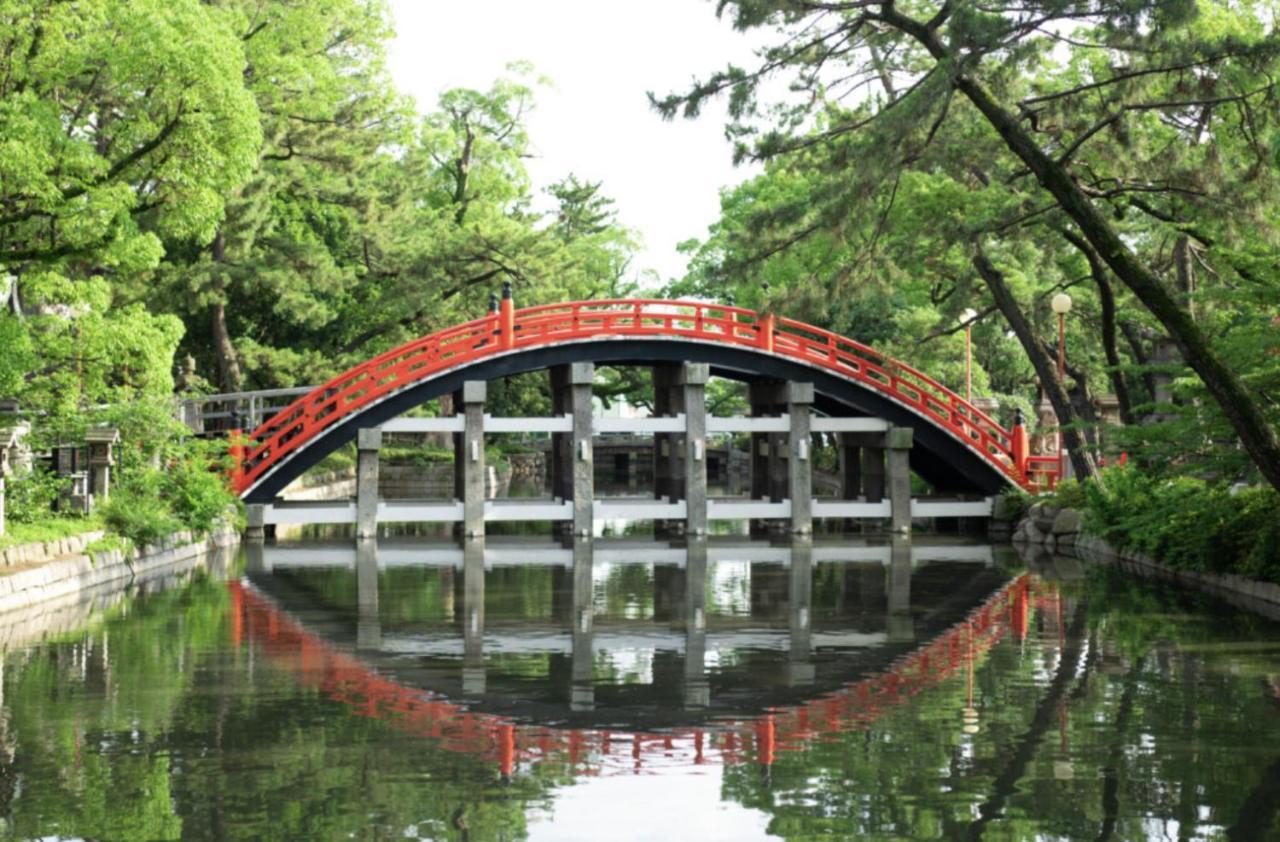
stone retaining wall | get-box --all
[2,530,106,567]
[0,526,239,621]
[1013,503,1280,618]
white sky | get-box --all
[385,0,766,286]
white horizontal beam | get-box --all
[812,500,893,519]
[594,499,688,520]
[910,498,994,517]
[380,417,464,433]
[594,415,686,434]
[264,502,355,525]
[486,414,572,433]
[707,415,791,433]
[810,417,890,433]
[485,499,574,521]
[379,501,464,522]
[708,499,792,520]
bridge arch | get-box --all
[234,300,1034,504]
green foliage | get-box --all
[102,441,237,549]
[1082,467,1280,582]
[4,466,67,524]
[998,486,1032,522]
[1046,477,1088,510]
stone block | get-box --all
[1051,508,1082,536]
[462,379,487,403]
[887,427,914,449]
[357,427,382,451]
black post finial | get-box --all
[725,292,735,307]
[502,280,513,300]
[489,292,499,313]
[1014,407,1025,427]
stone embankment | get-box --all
[0,526,239,623]
[1013,502,1280,618]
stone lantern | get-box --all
[85,426,120,506]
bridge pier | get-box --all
[888,427,914,535]
[550,363,594,537]
[450,381,487,539]
[748,381,785,535]
[787,383,814,535]
[245,503,267,541]
[652,363,710,536]
[356,428,381,539]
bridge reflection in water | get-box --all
[233,536,1044,778]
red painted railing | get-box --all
[232,299,1054,495]
[228,573,1040,776]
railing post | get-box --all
[758,311,775,353]
[499,280,515,350]
[228,429,245,490]
[1010,408,1030,483]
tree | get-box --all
[0,0,260,279]
[656,0,1280,489]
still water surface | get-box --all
[3,536,1280,840]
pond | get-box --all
[2,535,1279,840]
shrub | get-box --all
[4,467,68,523]
[1082,466,1280,583]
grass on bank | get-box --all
[1012,466,1280,584]
[0,513,104,549]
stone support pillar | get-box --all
[748,380,784,535]
[838,433,863,500]
[683,538,709,709]
[457,381,487,539]
[552,363,594,537]
[862,441,887,503]
[356,538,381,650]
[787,539,815,686]
[651,365,680,512]
[462,538,486,695]
[356,427,381,539]
[245,503,267,542]
[887,426,914,535]
[678,364,709,536]
[786,382,814,534]
[570,537,594,711]
[887,535,914,642]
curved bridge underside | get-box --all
[236,301,1028,504]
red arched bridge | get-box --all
[228,297,1055,527]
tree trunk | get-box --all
[1060,230,1135,425]
[885,11,1280,490]
[953,72,1280,490]
[209,231,242,394]
[973,249,1100,482]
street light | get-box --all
[961,308,978,402]
[1050,293,1072,483]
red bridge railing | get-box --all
[232,298,1053,495]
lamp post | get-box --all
[961,308,978,402]
[1050,293,1073,483]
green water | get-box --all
[2,539,1279,841]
